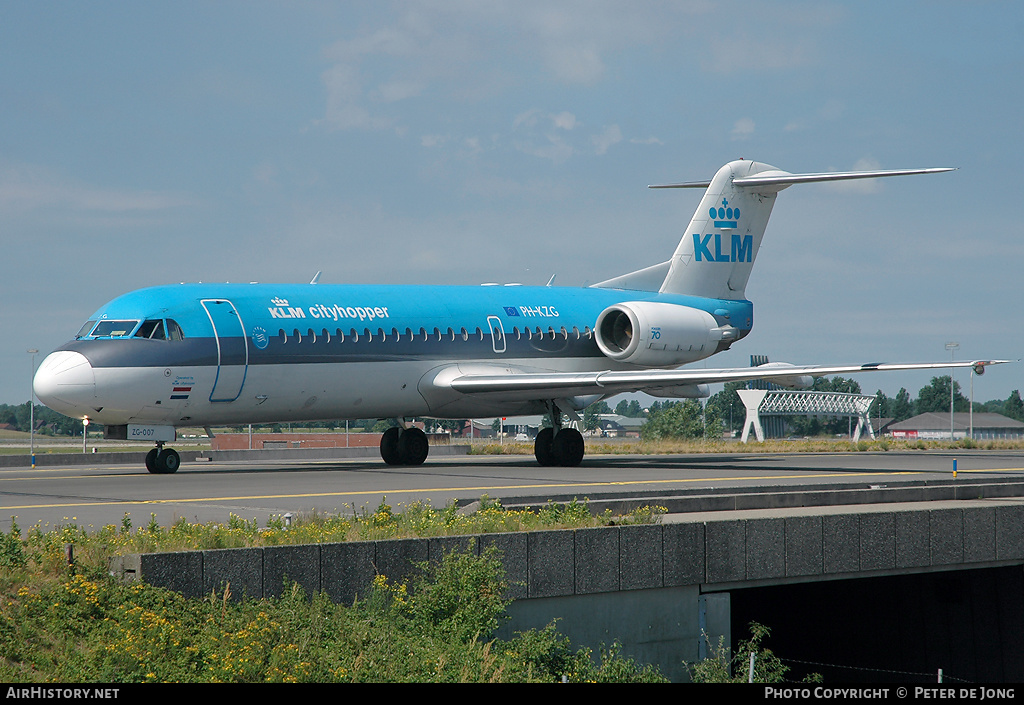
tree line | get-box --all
[0,403,100,437]
[589,376,1024,442]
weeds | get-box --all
[0,539,667,683]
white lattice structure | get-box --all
[736,389,876,443]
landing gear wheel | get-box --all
[146,447,180,474]
[534,427,556,466]
[158,448,180,473]
[380,427,402,465]
[397,427,429,466]
[551,428,584,467]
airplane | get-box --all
[32,159,1008,473]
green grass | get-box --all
[469,436,1024,455]
[10,496,664,556]
[0,498,668,683]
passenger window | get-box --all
[279,329,287,344]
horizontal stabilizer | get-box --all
[732,167,956,189]
[650,167,955,191]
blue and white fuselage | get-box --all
[37,283,752,426]
[33,159,1004,471]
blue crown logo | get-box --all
[709,198,739,229]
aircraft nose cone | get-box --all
[33,351,96,417]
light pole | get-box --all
[945,342,959,440]
[970,366,975,440]
[27,349,38,468]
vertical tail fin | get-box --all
[656,160,779,299]
[646,161,954,299]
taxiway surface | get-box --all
[3,450,1024,531]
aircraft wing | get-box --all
[443,359,1012,402]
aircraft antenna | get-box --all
[310,271,321,285]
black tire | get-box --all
[397,427,430,465]
[145,448,160,474]
[380,426,402,465]
[534,427,556,466]
[157,448,180,474]
[552,428,585,467]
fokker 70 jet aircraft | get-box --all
[33,159,1006,473]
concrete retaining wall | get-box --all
[112,502,1024,601]
[111,501,1024,682]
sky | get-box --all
[2,0,1023,408]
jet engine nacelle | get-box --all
[754,362,814,390]
[595,301,718,368]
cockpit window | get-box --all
[76,321,97,339]
[166,319,184,341]
[135,320,166,340]
[90,320,139,338]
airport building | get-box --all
[886,412,1024,440]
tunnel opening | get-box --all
[726,565,1024,683]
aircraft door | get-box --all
[487,316,506,354]
[201,299,248,402]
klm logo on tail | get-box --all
[693,197,752,262]
[693,233,753,262]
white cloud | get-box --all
[0,162,194,214]
[552,112,578,130]
[374,79,427,103]
[823,157,883,194]
[731,117,756,140]
[629,136,664,146]
[592,125,623,155]
[542,45,605,85]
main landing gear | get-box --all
[380,425,430,466]
[145,443,180,474]
[533,401,585,467]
